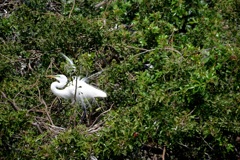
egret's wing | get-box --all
[75,80,107,99]
[81,70,104,83]
[85,70,104,81]
[68,76,106,111]
[80,77,88,82]
[60,53,76,73]
[60,53,75,67]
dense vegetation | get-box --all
[0,0,239,159]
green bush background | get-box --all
[0,0,239,159]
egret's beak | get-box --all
[46,75,56,79]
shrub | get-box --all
[0,0,239,159]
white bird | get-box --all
[46,74,107,103]
[46,53,107,122]
[46,74,107,123]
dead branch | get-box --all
[32,122,44,134]
[88,121,105,134]
[68,0,75,18]
[94,0,108,8]
[162,146,166,160]
[126,45,183,58]
[1,91,20,111]
[90,103,113,128]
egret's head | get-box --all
[46,74,67,83]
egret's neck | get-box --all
[50,81,70,99]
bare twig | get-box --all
[88,121,105,133]
[47,123,66,135]
[49,97,59,110]
[201,136,213,150]
[90,103,113,128]
[32,122,43,133]
[68,0,75,18]
[74,77,78,103]
[177,142,189,148]
[126,45,149,51]
[47,123,65,131]
[1,91,51,134]
[46,57,55,74]
[42,98,54,126]
[164,47,182,56]
[162,146,166,160]
[1,91,20,111]
[134,48,156,57]
[94,0,108,8]
[37,87,54,125]
[0,53,13,63]
[125,45,183,58]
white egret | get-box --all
[47,53,107,122]
[46,74,107,102]
[46,74,107,122]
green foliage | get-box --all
[0,0,240,159]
